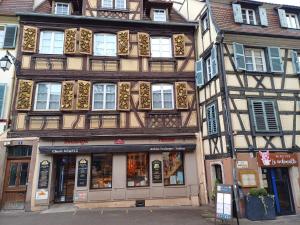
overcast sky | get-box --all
[256,0,300,6]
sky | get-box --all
[255,0,300,6]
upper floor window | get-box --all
[93,83,116,110]
[153,9,167,22]
[286,13,299,29]
[0,27,5,48]
[0,84,6,119]
[151,37,172,58]
[39,31,64,54]
[94,33,116,56]
[291,50,300,74]
[102,0,126,9]
[205,56,212,80]
[245,48,266,72]
[0,25,18,49]
[54,2,70,15]
[201,13,209,32]
[206,103,218,136]
[152,84,174,110]
[34,83,61,111]
[242,8,256,25]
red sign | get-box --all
[257,151,298,167]
[64,140,88,145]
[159,138,176,142]
[114,139,125,144]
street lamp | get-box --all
[0,51,18,72]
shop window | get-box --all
[91,154,112,189]
[150,37,172,58]
[34,83,61,110]
[163,152,184,185]
[93,33,117,56]
[39,31,64,54]
[127,153,149,187]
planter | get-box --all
[245,195,276,220]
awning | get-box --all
[39,144,196,154]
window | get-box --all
[291,50,300,74]
[286,13,299,29]
[115,0,126,9]
[242,8,256,25]
[201,13,209,32]
[34,83,61,110]
[163,152,184,185]
[245,48,266,72]
[91,154,112,189]
[94,33,117,56]
[93,83,116,110]
[0,26,5,48]
[127,153,149,187]
[0,84,6,119]
[101,0,126,9]
[153,9,167,22]
[152,84,174,110]
[212,164,223,184]
[54,2,70,15]
[7,146,32,157]
[102,0,113,8]
[205,56,212,80]
[0,25,18,49]
[151,37,172,58]
[206,103,218,135]
[39,31,64,54]
[250,99,280,133]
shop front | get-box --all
[32,139,201,209]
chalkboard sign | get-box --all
[216,184,233,221]
[38,160,50,189]
[77,159,88,187]
[152,160,162,183]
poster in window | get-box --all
[152,160,162,183]
[38,160,50,189]
[77,159,88,187]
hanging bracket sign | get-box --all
[215,184,233,221]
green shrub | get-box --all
[249,188,268,197]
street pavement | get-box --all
[0,206,299,225]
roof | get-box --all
[209,1,300,38]
[0,0,33,15]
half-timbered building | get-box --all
[179,0,300,216]
[0,0,208,211]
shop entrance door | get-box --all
[54,155,76,203]
[262,168,295,215]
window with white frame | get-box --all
[242,8,257,25]
[54,2,70,15]
[115,0,126,9]
[102,0,113,8]
[0,26,5,48]
[93,84,116,110]
[34,83,61,110]
[153,9,167,22]
[151,37,172,58]
[205,56,212,80]
[152,84,174,110]
[94,34,117,56]
[245,48,266,72]
[0,84,6,119]
[39,31,64,54]
[286,13,300,29]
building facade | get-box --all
[179,0,300,216]
[0,0,208,211]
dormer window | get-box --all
[54,2,70,15]
[153,9,167,22]
[242,8,256,25]
[278,9,300,29]
[286,13,299,29]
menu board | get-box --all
[38,160,50,189]
[152,160,162,183]
[77,159,88,187]
[216,184,232,221]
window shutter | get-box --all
[79,28,93,54]
[259,7,268,26]
[207,104,218,135]
[118,82,131,111]
[61,81,75,111]
[291,50,300,74]
[195,58,204,87]
[232,4,243,23]
[139,81,151,110]
[0,84,6,118]
[233,42,246,70]
[251,101,267,132]
[175,82,188,110]
[16,80,34,111]
[278,9,288,28]
[76,80,91,110]
[211,45,218,77]
[173,34,185,57]
[268,47,283,72]
[3,25,18,49]
[137,32,150,57]
[21,26,38,53]
[117,30,130,56]
[64,28,77,54]
[264,101,279,132]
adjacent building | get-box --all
[0,0,208,211]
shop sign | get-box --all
[236,161,248,169]
[159,138,176,142]
[215,184,233,221]
[152,160,162,183]
[35,189,48,200]
[64,140,88,145]
[38,160,50,189]
[77,159,88,187]
[258,151,298,167]
[114,139,125,144]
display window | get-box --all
[127,153,149,187]
[163,152,184,186]
[91,154,112,189]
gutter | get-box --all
[222,30,300,40]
